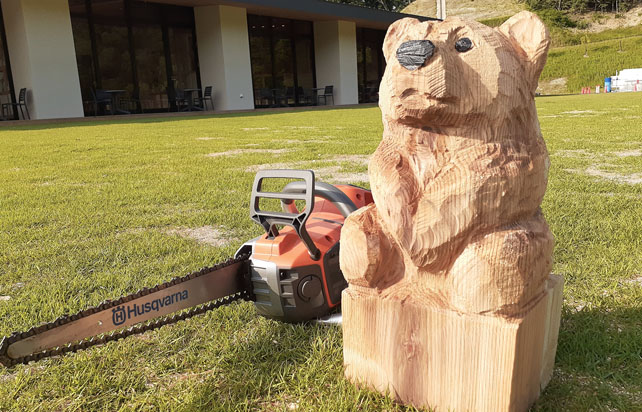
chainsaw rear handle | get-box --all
[280,181,357,218]
[249,169,357,261]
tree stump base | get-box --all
[343,275,563,412]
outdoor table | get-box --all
[182,88,203,111]
[103,90,130,115]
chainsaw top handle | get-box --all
[249,169,357,261]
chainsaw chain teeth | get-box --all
[0,254,251,368]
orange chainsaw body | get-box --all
[237,172,373,322]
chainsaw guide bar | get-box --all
[0,254,252,367]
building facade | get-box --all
[0,0,429,120]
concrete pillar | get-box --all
[1,0,84,119]
[194,5,254,111]
[313,20,359,106]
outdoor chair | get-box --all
[91,89,112,116]
[317,85,334,105]
[2,88,30,120]
[300,87,316,106]
[120,94,143,114]
[173,89,189,111]
[199,86,214,110]
[273,88,288,107]
[256,88,273,107]
[285,87,296,106]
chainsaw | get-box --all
[0,169,373,367]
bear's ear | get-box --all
[383,18,422,63]
[498,11,550,92]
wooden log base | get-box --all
[343,274,563,412]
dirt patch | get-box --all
[584,166,642,185]
[313,166,369,184]
[242,127,269,131]
[0,371,17,383]
[0,296,10,301]
[245,155,371,184]
[166,226,230,247]
[576,6,642,32]
[614,149,642,158]
[404,0,524,21]
[560,110,602,116]
[154,369,219,391]
[623,276,642,286]
[538,77,567,95]
[195,137,221,141]
[555,149,594,158]
[206,149,290,158]
[278,138,330,145]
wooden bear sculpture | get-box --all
[341,11,564,412]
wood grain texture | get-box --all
[340,11,563,411]
[343,275,563,412]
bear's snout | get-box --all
[396,40,434,71]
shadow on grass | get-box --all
[534,305,642,411]
[179,320,333,411]
[0,104,380,132]
[184,305,642,411]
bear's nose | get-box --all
[396,40,435,70]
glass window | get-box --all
[68,0,199,115]
[248,15,314,107]
[133,24,167,111]
[92,0,134,95]
[0,4,15,114]
[69,0,95,114]
[295,38,314,89]
[357,28,386,103]
[273,38,294,89]
[169,27,198,91]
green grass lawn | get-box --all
[1,94,641,411]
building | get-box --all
[0,0,431,120]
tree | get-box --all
[327,0,413,12]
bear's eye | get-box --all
[455,38,473,53]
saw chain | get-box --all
[0,254,251,368]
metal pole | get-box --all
[437,0,447,20]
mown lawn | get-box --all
[1,93,640,411]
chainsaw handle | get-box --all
[281,181,358,218]
[250,170,320,260]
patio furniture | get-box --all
[300,87,316,106]
[285,87,296,106]
[119,93,144,114]
[272,88,288,107]
[317,85,334,105]
[92,89,111,116]
[173,88,188,111]
[199,86,214,110]
[256,88,273,106]
[175,88,202,111]
[185,88,203,111]
[103,90,130,115]
[2,88,30,120]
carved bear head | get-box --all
[380,11,550,127]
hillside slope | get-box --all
[540,35,642,94]
[403,0,524,20]
[403,1,642,93]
